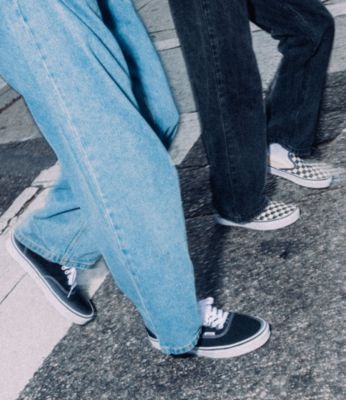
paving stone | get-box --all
[137,0,175,35]
[160,47,196,114]
[0,139,56,215]
[0,97,40,145]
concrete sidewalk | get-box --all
[0,1,346,399]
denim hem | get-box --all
[268,138,313,157]
[14,230,97,270]
[215,196,269,223]
[160,327,202,355]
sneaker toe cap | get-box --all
[228,313,266,343]
[68,291,95,319]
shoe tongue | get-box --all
[60,266,77,294]
[202,313,230,337]
[66,270,77,298]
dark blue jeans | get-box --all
[168,0,334,222]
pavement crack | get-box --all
[0,273,26,306]
[138,0,154,11]
[0,186,44,235]
[0,95,21,114]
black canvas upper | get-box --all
[147,312,264,350]
[13,236,94,319]
[197,313,263,348]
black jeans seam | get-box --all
[263,1,321,150]
[283,4,318,136]
[200,0,239,217]
[283,4,320,51]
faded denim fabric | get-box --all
[0,0,201,355]
[168,0,334,222]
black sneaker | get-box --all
[6,232,95,325]
[147,297,270,359]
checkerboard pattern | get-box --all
[288,154,329,181]
[255,201,297,222]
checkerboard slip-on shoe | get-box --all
[215,200,300,231]
[147,297,271,359]
[6,232,95,325]
[269,152,332,189]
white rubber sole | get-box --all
[269,166,332,189]
[215,207,300,231]
[6,232,94,325]
[149,320,271,359]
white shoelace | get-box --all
[199,297,229,330]
[61,266,77,298]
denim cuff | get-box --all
[159,327,202,356]
[216,196,269,224]
[14,230,98,270]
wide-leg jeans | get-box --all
[0,0,201,355]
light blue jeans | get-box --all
[0,0,201,355]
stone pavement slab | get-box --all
[0,139,56,215]
[0,97,41,145]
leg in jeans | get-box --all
[0,0,201,354]
[168,0,334,221]
[16,0,180,269]
[168,0,268,222]
[248,0,335,156]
